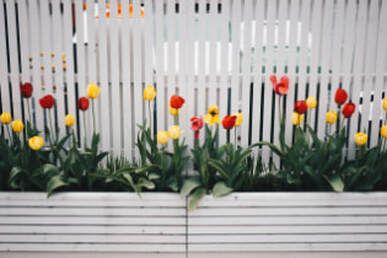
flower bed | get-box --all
[1,79,387,209]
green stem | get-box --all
[48,110,55,144]
[234,128,237,147]
[83,112,87,148]
[6,126,13,145]
[148,101,152,134]
[92,100,96,134]
[26,99,32,124]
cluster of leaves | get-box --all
[1,121,387,208]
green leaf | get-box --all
[324,174,344,192]
[47,175,68,197]
[42,164,59,175]
[212,181,233,198]
[138,178,155,190]
[188,187,206,211]
[180,177,201,197]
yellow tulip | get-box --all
[87,83,101,99]
[169,106,179,116]
[291,112,304,126]
[354,132,368,146]
[11,119,24,133]
[207,105,219,116]
[381,125,387,138]
[204,113,220,125]
[326,111,338,125]
[234,112,244,127]
[0,112,12,125]
[383,97,387,111]
[28,136,45,151]
[168,125,181,140]
[143,84,156,101]
[64,114,75,127]
[157,130,169,145]
[306,96,317,109]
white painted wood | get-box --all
[318,0,334,139]
[120,0,133,158]
[62,0,76,135]
[188,192,387,252]
[0,1,11,115]
[131,0,144,160]
[1,192,387,254]
[218,0,230,145]
[5,0,22,120]
[97,0,111,152]
[0,192,185,253]
[108,0,122,156]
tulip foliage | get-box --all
[1,80,387,207]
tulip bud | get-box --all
[381,125,387,138]
[354,132,368,146]
[168,125,182,140]
[291,112,304,126]
[11,119,24,133]
[325,111,338,125]
[28,136,45,151]
[306,96,317,109]
[234,112,244,127]
[64,114,75,127]
[143,84,157,101]
[157,131,169,145]
[87,83,101,99]
[0,112,12,125]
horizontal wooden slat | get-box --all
[0,225,185,235]
[189,216,387,226]
[188,243,387,252]
[0,216,185,225]
[0,235,185,243]
[188,234,387,243]
[0,243,186,252]
[0,192,185,208]
[196,193,387,207]
[0,207,185,216]
[191,207,387,216]
[189,225,387,234]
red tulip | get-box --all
[39,94,55,109]
[294,100,308,114]
[170,95,185,109]
[20,82,33,98]
[334,88,348,105]
[342,102,356,118]
[190,116,204,139]
[270,75,289,96]
[78,97,90,111]
[222,115,237,130]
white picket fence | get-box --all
[0,0,386,161]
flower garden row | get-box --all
[1,76,387,208]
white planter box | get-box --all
[1,192,387,257]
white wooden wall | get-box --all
[0,0,386,161]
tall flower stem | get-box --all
[83,112,87,148]
[48,110,55,144]
[5,126,13,145]
[26,99,32,124]
[92,99,96,133]
[148,101,152,134]
[234,128,237,147]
